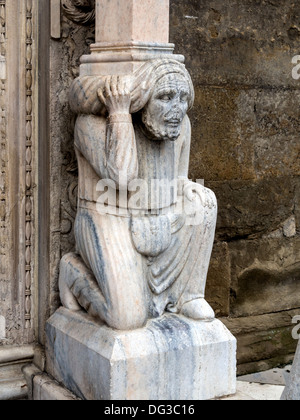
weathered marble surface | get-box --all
[46,307,236,400]
[281,340,300,400]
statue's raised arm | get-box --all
[97,75,138,188]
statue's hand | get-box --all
[184,182,217,210]
[97,75,131,116]
[182,181,217,226]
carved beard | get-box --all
[141,110,182,142]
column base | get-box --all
[45,307,236,400]
[79,41,185,76]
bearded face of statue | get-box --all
[142,74,190,141]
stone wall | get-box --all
[42,1,300,373]
[169,0,300,374]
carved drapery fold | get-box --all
[62,0,95,26]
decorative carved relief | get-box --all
[25,0,33,330]
[52,18,94,263]
[0,0,7,330]
[0,0,37,345]
[62,0,95,26]
[0,0,6,224]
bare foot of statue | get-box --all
[180,298,215,322]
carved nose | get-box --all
[173,98,180,108]
[172,100,181,113]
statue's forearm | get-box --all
[105,114,139,189]
[71,75,138,188]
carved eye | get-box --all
[180,93,188,103]
[159,94,172,102]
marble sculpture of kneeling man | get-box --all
[59,59,218,331]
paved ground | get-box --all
[220,365,291,400]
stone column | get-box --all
[95,0,169,44]
[80,0,184,76]
[42,0,237,401]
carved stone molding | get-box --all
[0,0,7,344]
[0,0,38,345]
[24,0,33,330]
[62,0,95,26]
[0,0,6,242]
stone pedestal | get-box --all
[45,308,236,400]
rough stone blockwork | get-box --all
[169,0,300,373]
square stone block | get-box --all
[45,308,236,400]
